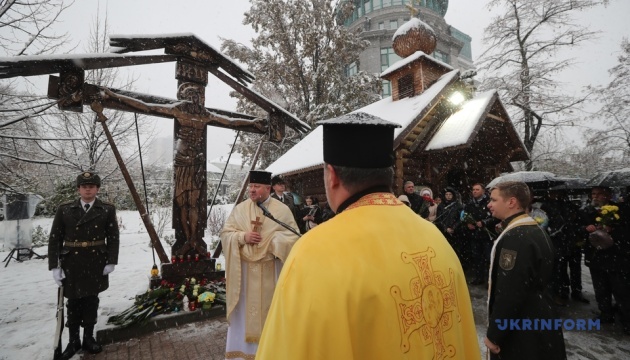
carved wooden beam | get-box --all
[206,65,310,135]
[47,75,267,134]
[0,54,177,79]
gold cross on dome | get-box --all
[406,0,419,17]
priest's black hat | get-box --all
[249,170,272,185]
[317,112,401,168]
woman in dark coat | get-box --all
[435,187,464,261]
[300,196,323,233]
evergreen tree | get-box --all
[221,0,381,167]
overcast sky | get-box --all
[16,0,630,161]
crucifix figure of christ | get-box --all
[0,34,310,265]
[97,81,265,257]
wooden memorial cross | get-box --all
[0,34,309,282]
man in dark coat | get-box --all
[581,186,630,334]
[403,180,429,218]
[435,187,464,263]
[463,183,498,285]
[48,172,119,359]
[541,191,589,306]
[485,181,566,360]
[270,175,301,233]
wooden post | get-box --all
[90,101,170,264]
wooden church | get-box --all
[266,18,528,201]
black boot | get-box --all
[60,327,81,360]
[82,326,103,354]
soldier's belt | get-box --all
[64,240,106,248]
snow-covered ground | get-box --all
[0,207,229,360]
[1,206,629,359]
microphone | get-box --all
[257,202,275,220]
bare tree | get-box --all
[33,13,155,174]
[588,38,630,161]
[1,10,156,208]
[0,0,74,56]
[478,0,608,170]
[0,0,76,193]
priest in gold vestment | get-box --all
[257,113,480,359]
[220,170,299,360]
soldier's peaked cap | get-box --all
[76,171,101,187]
[317,112,401,168]
[271,175,286,186]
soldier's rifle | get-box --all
[53,281,64,360]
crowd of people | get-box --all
[269,175,335,235]
[398,180,630,338]
[47,124,629,360]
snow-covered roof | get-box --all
[207,163,223,173]
[211,153,245,166]
[380,50,452,78]
[266,70,460,176]
[317,112,400,127]
[425,90,496,150]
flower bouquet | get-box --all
[107,277,226,328]
[596,205,620,228]
[589,205,620,250]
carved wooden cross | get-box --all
[0,34,310,263]
[251,217,263,233]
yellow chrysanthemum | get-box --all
[601,209,608,215]
[614,214,620,219]
[596,217,602,222]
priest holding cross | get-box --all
[220,170,299,360]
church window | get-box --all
[398,74,415,99]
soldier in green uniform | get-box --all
[48,172,119,359]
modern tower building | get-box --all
[337,0,474,96]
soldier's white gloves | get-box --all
[52,268,65,287]
[103,264,116,275]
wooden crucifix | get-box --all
[93,64,268,258]
[0,34,310,270]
